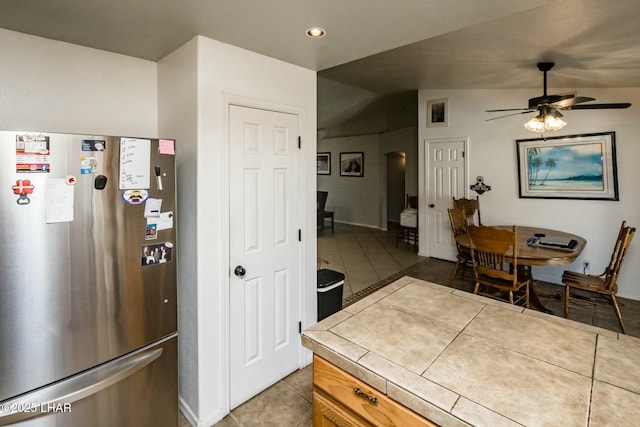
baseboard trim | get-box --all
[179,395,227,427]
[332,218,386,231]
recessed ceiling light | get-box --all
[306,27,326,38]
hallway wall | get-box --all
[318,126,417,229]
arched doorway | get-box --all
[386,152,406,229]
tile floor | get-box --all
[191,366,314,427]
[317,222,425,300]
[181,223,640,427]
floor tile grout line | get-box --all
[353,230,383,286]
[327,224,424,300]
[361,228,404,278]
[279,377,313,405]
[342,259,431,307]
[336,230,381,296]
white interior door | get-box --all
[426,138,466,260]
[229,105,301,408]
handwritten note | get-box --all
[119,138,150,190]
[46,179,74,223]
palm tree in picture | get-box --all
[530,156,543,186]
[527,147,541,186]
[540,158,557,186]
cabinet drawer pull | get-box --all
[353,387,378,404]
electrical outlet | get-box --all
[583,261,590,272]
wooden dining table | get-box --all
[456,225,587,313]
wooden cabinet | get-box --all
[313,389,374,427]
[312,355,437,427]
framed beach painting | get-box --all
[516,132,618,200]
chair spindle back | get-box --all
[467,225,517,283]
[453,197,481,226]
[603,221,636,292]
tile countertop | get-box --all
[301,277,640,427]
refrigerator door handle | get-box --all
[0,347,163,425]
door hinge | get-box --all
[298,321,302,333]
[462,151,465,158]
[298,229,302,241]
[298,136,301,149]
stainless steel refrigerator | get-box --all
[0,131,178,426]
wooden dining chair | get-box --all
[453,197,481,226]
[467,225,530,307]
[447,208,473,285]
[562,221,636,334]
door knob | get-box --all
[429,204,435,208]
[234,266,246,277]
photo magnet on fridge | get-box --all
[82,140,106,151]
[145,223,158,240]
[80,157,97,174]
[141,242,173,266]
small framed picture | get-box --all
[427,98,448,127]
[340,152,364,177]
[317,152,331,175]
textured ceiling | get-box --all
[0,0,547,73]
[320,0,640,93]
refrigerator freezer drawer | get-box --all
[0,334,178,427]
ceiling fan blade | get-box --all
[569,102,631,110]
[552,96,595,109]
[486,110,535,121]
[528,93,574,109]
[485,108,530,112]
[484,63,632,119]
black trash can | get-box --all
[317,269,345,321]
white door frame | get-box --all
[220,93,308,414]
[421,137,469,258]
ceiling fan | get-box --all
[486,62,632,132]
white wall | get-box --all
[317,134,381,227]
[159,36,317,426]
[157,38,200,421]
[318,127,417,229]
[418,88,640,300]
[0,28,157,136]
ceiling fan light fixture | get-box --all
[544,115,567,131]
[524,110,567,132]
[524,115,546,132]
